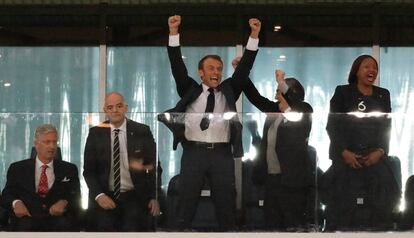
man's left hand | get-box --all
[361,149,384,167]
[249,18,261,39]
[49,199,68,216]
[148,199,160,216]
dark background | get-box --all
[0,1,413,46]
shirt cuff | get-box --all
[246,37,259,51]
[95,193,105,201]
[278,82,289,94]
[169,34,180,47]
[282,107,293,123]
[12,199,22,209]
[284,107,292,113]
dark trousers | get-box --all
[177,142,236,231]
[11,213,77,231]
[264,174,308,231]
[89,190,150,232]
[326,159,400,231]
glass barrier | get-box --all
[1,112,413,232]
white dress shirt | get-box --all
[109,119,134,193]
[184,84,231,143]
[266,118,283,174]
[35,157,55,191]
[169,34,259,143]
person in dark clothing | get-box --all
[239,66,313,231]
[1,124,81,231]
[158,15,260,231]
[83,92,159,231]
[325,55,400,231]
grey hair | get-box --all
[34,124,58,141]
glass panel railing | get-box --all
[1,112,413,233]
[157,112,412,232]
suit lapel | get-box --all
[175,85,203,111]
[219,82,236,111]
[126,120,133,159]
[47,160,62,197]
[102,126,112,177]
[52,160,63,189]
[25,159,37,194]
[193,85,203,101]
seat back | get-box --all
[166,174,218,230]
[241,159,266,230]
[0,195,9,231]
[399,175,414,230]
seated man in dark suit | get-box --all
[83,92,160,231]
[1,124,81,231]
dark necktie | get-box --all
[38,164,48,197]
[113,129,121,199]
[200,88,215,131]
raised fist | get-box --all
[231,56,241,70]
[168,15,181,35]
[275,69,285,84]
[249,18,261,33]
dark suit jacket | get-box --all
[158,45,258,157]
[326,84,391,162]
[83,119,156,203]
[1,158,80,217]
[244,80,313,187]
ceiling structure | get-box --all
[0,1,413,46]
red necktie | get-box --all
[38,164,49,197]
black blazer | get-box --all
[83,119,156,203]
[1,158,80,217]
[158,45,258,157]
[244,80,313,187]
[326,84,391,162]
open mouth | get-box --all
[367,73,375,82]
[210,77,219,82]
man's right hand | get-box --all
[168,15,181,35]
[342,149,363,169]
[13,200,31,218]
[96,194,117,210]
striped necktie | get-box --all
[113,129,121,199]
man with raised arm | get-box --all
[159,15,260,231]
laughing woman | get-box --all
[325,55,400,231]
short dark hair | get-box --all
[285,77,305,102]
[198,55,223,70]
[348,55,378,84]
